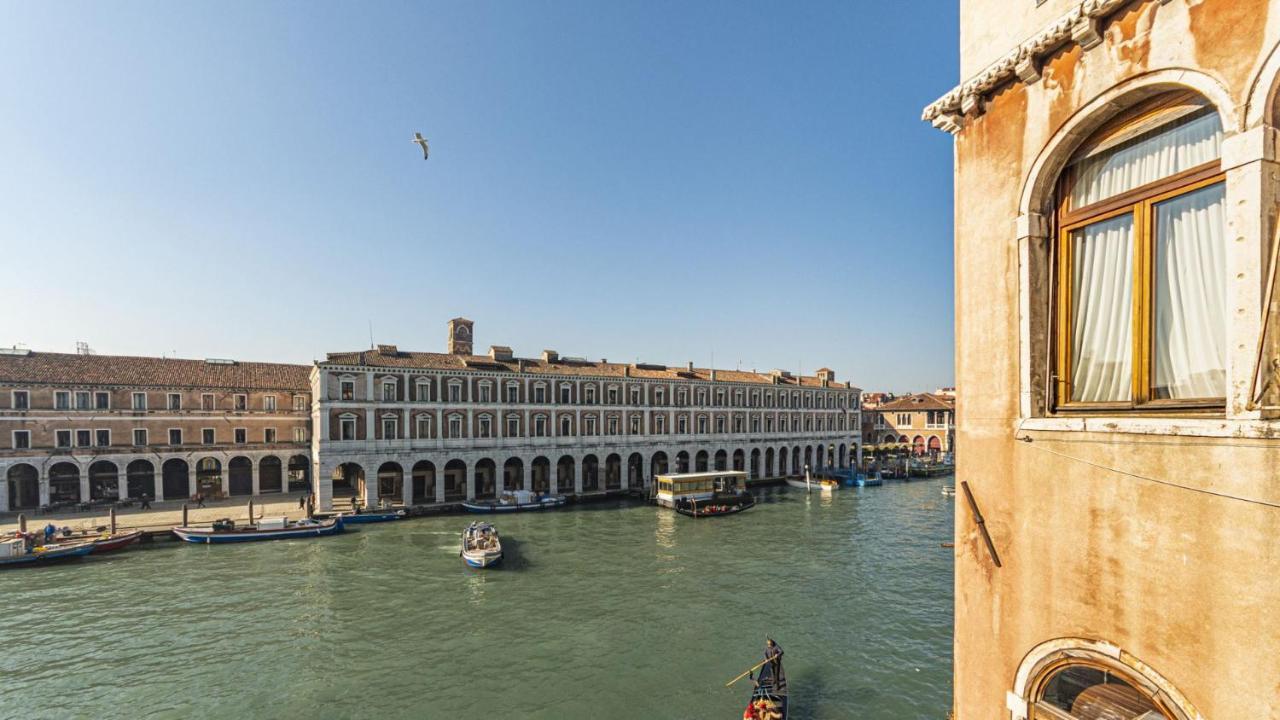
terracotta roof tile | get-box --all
[0,351,310,391]
[875,392,955,412]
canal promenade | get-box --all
[0,494,316,535]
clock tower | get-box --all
[447,317,474,355]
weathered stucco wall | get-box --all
[951,1,1280,717]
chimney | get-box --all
[623,365,630,377]
[489,345,513,361]
[542,350,559,363]
[686,361,693,371]
[710,368,717,381]
[376,344,398,356]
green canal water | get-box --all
[0,477,954,719]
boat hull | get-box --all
[0,542,95,567]
[332,510,406,524]
[674,497,755,518]
[461,496,566,513]
[91,530,143,554]
[462,549,503,568]
[172,519,344,544]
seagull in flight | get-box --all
[412,132,429,160]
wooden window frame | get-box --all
[1028,658,1174,720]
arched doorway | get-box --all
[731,449,744,472]
[443,459,466,501]
[765,448,775,478]
[532,456,551,494]
[605,453,621,490]
[792,446,801,474]
[228,457,253,496]
[928,436,942,458]
[827,444,836,468]
[778,447,788,476]
[259,456,283,493]
[412,461,435,503]
[627,453,643,490]
[163,458,190,500]
[557,455,576,494]
[749,449,760,479]
[503,458,524,492]
[334,463,365,500]
[49,462,80,504]
[6,464,38,510]
[838,444,847,468]
[582,454,600,492]
[197,458,223,498]
[675,451,690,473]
[912,436,926,456]
[88,460,120,501]
[126,460,156,499]
[287,455,310,492]
[695,450,709,472]
[650,451,668,478]
[714,449,728,471]
[378,462,403,502]
[474,459,497,499]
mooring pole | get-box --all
[182,504,189,528]
[248,499,255,524]
[109,506,117,534]
[17,513,26,534]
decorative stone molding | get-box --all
[922,0,1139,132]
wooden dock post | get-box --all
[248,500,255,524]
[182,504,189,528]
[109,507,117,534]
[17,514,26,533]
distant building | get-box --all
[860,392,954,456]
[926,0,1280,717]
[0,350,311,512]
[310,319,863,510]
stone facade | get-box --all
[860,392,955,455]
[929,1,1280,718]
[311,323,862,511]
[0,350,312,511]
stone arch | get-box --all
[749,448,760,479]
[531,456,551,494]
[126,459,156,500]
[6,463,39,510]
[48,461,81,504]
[627,452,643,490]
[777,447,788,477]
[162,458,190,500]
[676,450,690,473]
[695,450,709,473]
[412,460,436,503]
[764,447,775,478]
[912,436,926,455]
[443,459,466,501]
[803,446,813,471]
[1008,637,1200,720]
[228,456,253,496]
[259,456,283,494]
[333,462,364,500]
[556,455,576,493]
[582,454,600,492]
[792,446,801,474]
[838,443,848,468]
[928,436,942,456]
[715,449,729,472]
[88,460,120,501]
[503,457,524,492]
[1245,39,1280,129]
[474,458,497,499]
[287,454,310,492]
[605,453,622,490]
[377,461,404,501]
[731,448,744,472]
[650,451,669,478]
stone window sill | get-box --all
[1021,416,1280,439]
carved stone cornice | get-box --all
[922,0,1169,134]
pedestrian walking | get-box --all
[195,493,206,509]
[139,494,152,510]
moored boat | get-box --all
[854,471,884,487]
[318,508,407,524]
[462,490,567,514]
[90,529,144,554]
[461,522,502,568]
[172,516,344,544]
[0,536,95,568]
[941,485,956,497]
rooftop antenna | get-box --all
[368,320,374,350]
[75,341,95,355]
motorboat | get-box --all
[461,522,503,568]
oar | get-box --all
[725,658,771,687]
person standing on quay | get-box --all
[139,494,151,510]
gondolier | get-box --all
[764,638,783,681]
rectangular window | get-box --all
[234,428,246,444]
[95,429,109,447]
[560,386,571,404]
[608,418,619,435]
[716,417,726,433]
[132,428,147,446]
[293,394,307,411]
[506,385,518,403]
[585,386,596,404]
[450,385,462,403]
[655,388,665,405]
[234,394,247,411]
[340,417,356,441]
[607,388,618,404]
[202,393,215,410]
[382,383,397,402]
[264,428,277,443]
[534,386,546,404]
[534,416,546,437]
[655,415,665,433]
[506,417,518,437]
[478,417,491,438]
[13,430,30,449]
[630,416,641,434]
[169,428,182,445]
[480,385,492,403]
[677,389,687,405]
[585,417,597,435]
[293,427,307,443]
[203,428,215,444]
[13,390,29,410]
[678,416,688,434]
[57,430,72,448]
[95,391,110,409]
[75,391,90,410]
[55,391,70,410]
[264,395,277,412]
[131,392,147,410]
[416,415,431,438]
[76,429,91,447]
[697,417,708,434]
[168,393,182,410]
[631,388,641,405]
[340,381,354,401]
[449,417,463,438]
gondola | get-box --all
[674,492,755,518]
[744,650,789,719]
[172,516,344,544]
[461,522,503,568]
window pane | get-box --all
[1070,214,1135,402]
[1153,183,1227,399]
[1037,665,1162,718]
[1070,111,1222,208]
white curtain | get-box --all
[1071,215,1134,403]
[1070,112,1222,208]
[1153,183,1227,399]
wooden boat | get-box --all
[462,490,567,514]
[461,522,502,568]
[172,516,344,544]
[855,471,884,487]
[941,485,957,497]
[674,492,755,518]
[90,529,144,554]
[0,536,95,568]
[745,648,789,719]
[785,469,839,492]
[318,508,407,524]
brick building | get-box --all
[310,318,862,511]
[0,349,312,512]
[861,392,955,455]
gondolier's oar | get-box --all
[725,658,771,687]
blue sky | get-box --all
[0,1,957,393]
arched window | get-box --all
[1031,662,1170,719]
[1055,92,1226,409]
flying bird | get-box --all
[412,132,429,160]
